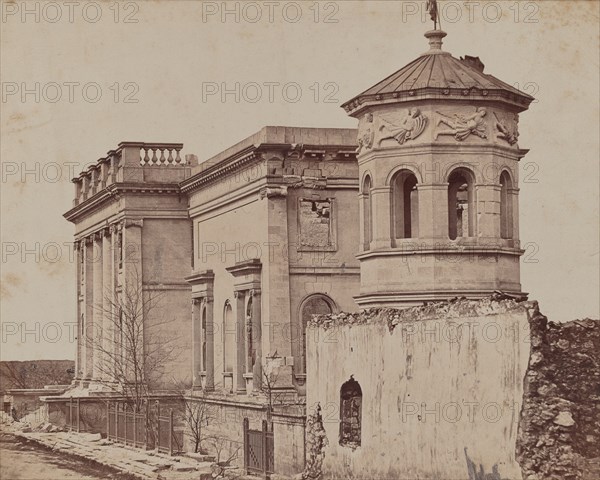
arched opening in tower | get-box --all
[391,171,419,243]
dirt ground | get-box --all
[0,433,137,480]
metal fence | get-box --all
[243,418,274,477]
[66,398,183,456]
[107,402,150,449]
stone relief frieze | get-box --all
[493,112,519,146]
[377,108,428,146]
[434,107,488,141]
[356,109,429,154]
[356,113,375,154]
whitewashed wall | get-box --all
[306,302,532,479]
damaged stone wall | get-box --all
[306,297,533,479]
[517,313,600,480]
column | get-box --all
[250,289,262,392]
[102,227,113,382]
[510,187,520,242]
[370,186,392,249]
[92,232,104,381]
[205,296,215,391]
[123,219,143,383]
[84,236,94,381]
[417,183,449,239]
[75,241,82,381]
[475,184,502,240]
[235,291,246,394]
[191,298,202,389]
[111,223,120,382]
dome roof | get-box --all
[342,30,534,117]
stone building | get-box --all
[62,129,359,475]
[305,29,536,479]
[63,142,195,390]
[58,22,594,480]
[180,126,360,473]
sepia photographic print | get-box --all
[1,1,599,479]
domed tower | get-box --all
[342,30,534,308]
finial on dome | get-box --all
[424,30,447,51]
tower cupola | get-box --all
[343,29,535,308]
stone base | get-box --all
[355,289,527,309]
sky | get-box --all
[1,0,599,360]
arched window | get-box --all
[391,170,419,242]
[246,297,254,373]
[500,171,513,239]
[223,301,234,373]
[362,175,373,250]
[448,169,475,240]
[339,376,362,448]
[201,305,207,372]
[299,295,335,374]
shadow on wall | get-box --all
[465,448,507,480]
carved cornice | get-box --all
[180,149,259,194]
[123,218,143,229]
[225,259,262,277]
[185,270,215,286]
[259,186,288,199]
[64,182,182,224]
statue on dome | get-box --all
[426,0,440,30]
[435,107,488,141]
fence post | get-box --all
[243,417,249,472]
[69,397,73,432]
[115,402,119,442]
[169,409,173,456]
[76,398,81,433]
[144,400,149,450]
[106,401,110,440]
[155,400,160,452]
[262,419,268,478]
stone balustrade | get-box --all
[71,142,187,207]
[139,143,183,166]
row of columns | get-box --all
[360,182,519,250]
[75,219,142,385]
[191,289,262,394]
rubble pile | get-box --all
[310,296,529,332]
[301,403,328,480]
[517,314,600,479]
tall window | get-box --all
[391,170,419,242]
[500,171,513,239]
[448,169,475,240]
[201,305,207,372]
[299,295,334,374]
[223,301,234,373]
[339,377,362,448]
[362,175,373,250]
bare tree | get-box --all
[91,266,180,412]
[170,380,216,454]
[262,351,287,423]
